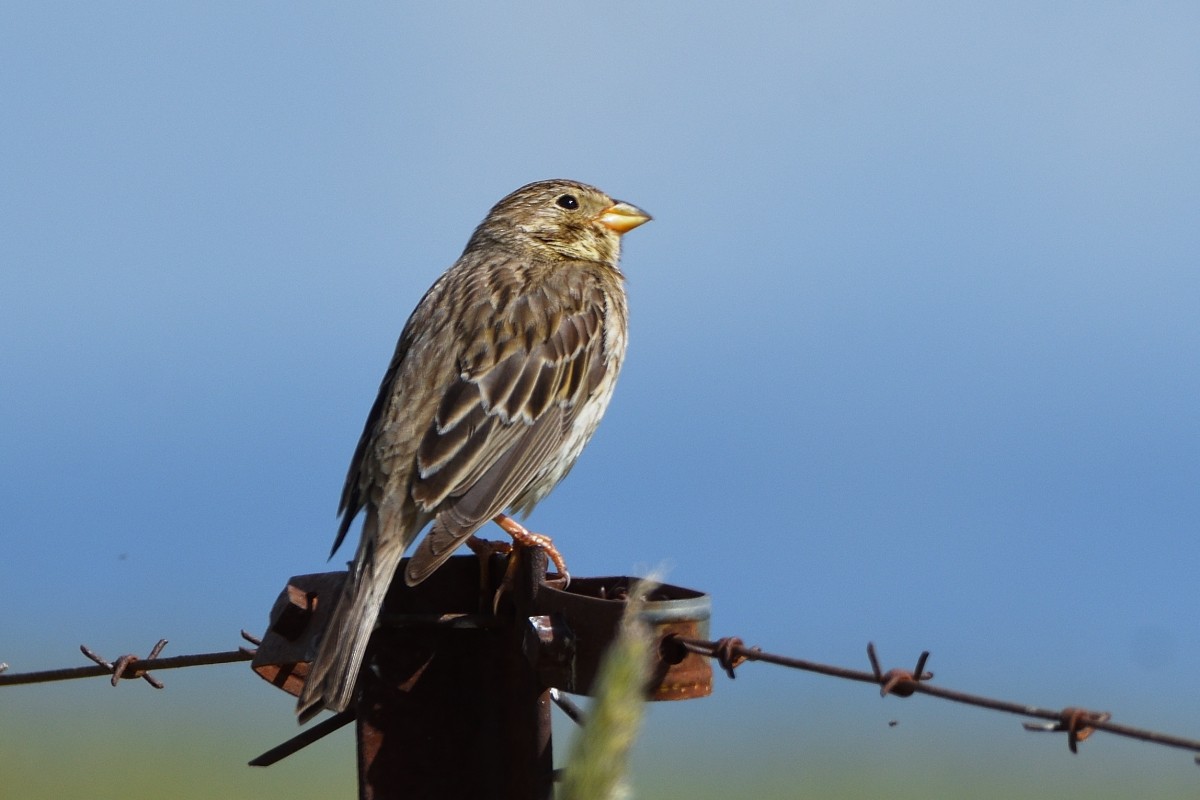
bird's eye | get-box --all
[555,194,579,210]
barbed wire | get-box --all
[666,636,1200,764]
[0,632,257,689]
[2,628,1198,770]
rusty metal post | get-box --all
[355,548,553,800]
[249,554,712,792]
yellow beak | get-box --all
[597,201,652,234]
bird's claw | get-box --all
[487,514,572,599]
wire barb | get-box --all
[867,642,933,698]
[239,629,262,658]
[713,637,751,679]
[1023,707,1113,754]
[80,640,169,688]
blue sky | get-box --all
[2,4,1198,798]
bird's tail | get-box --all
[296,511,404,723]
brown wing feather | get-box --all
[403,406,566,585]
[402,302,607,583]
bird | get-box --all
[296,179,651,721]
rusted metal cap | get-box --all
[251,557,712,702]
[251,572,346,697]
[528,576,713,700]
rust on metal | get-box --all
[250,571,347,697]
[528,575,713,700]
[1023,707,1113,754]
[80,640,169,688]
[868,643,932,698]
[711,636,750,679]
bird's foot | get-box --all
[492,513,571,588]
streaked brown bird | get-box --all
[297,179,650,721]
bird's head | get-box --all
[470,179,651,267]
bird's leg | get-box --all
[466,535,513,609]
[492,513,571,587]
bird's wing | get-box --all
[329,335,413,559]
[329,270,456,558]
[403,291,609,584]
